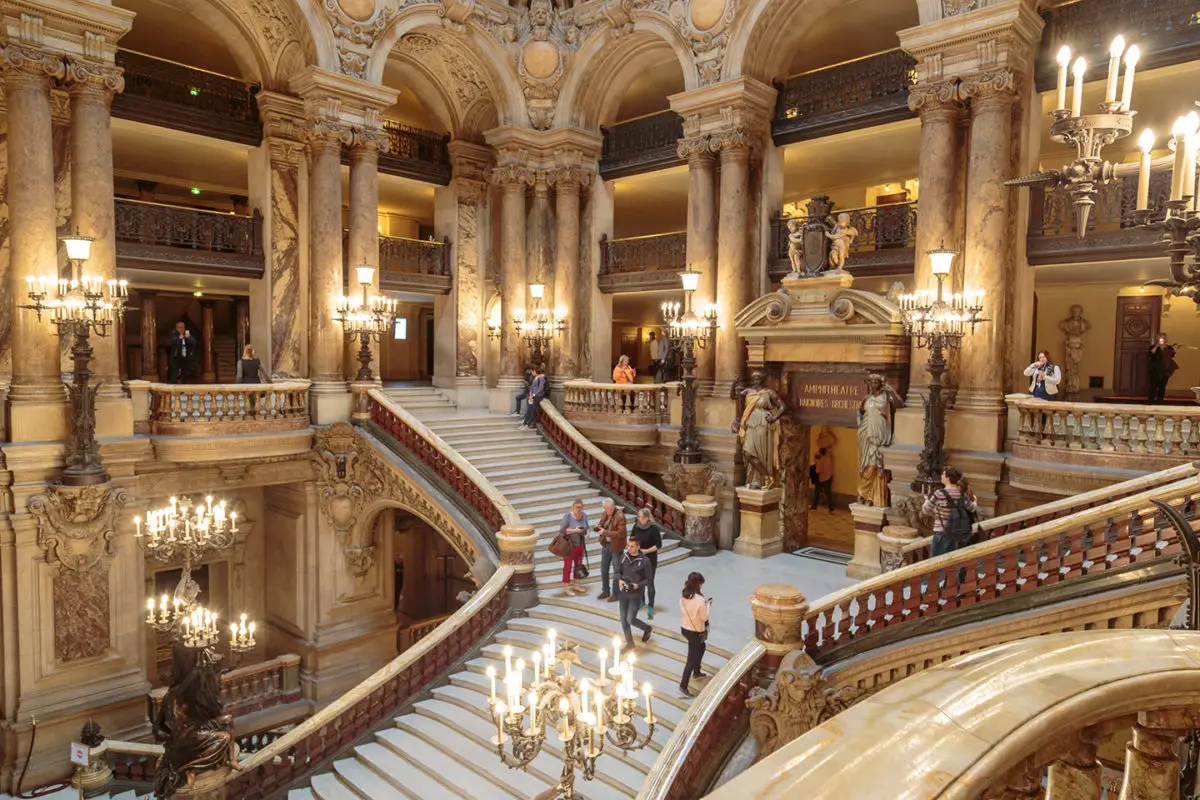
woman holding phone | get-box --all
[678,572,710,697]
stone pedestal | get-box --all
[749,584,808,681]
[498,523,538,609]
[733,486,783,558]
[350,382,372,422]
[779,270,855,314]
[681,493,718,556]
[846,503,887,579]
[877,524,919,573]
[309,384,351,424]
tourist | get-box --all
[630,507,663,619]
[617,537,653,648]
[1023,350,1061,400]
[922,466,979,558]
[647,332,663,382]
[167,321,196,384]
[810,447,834,512]
[235,345,269,384]
[558,499,589,596]
[678,572,710,698]
[1148,334,1178,404]
[519,365,547,429]
[594,497,627,602]
[511,364,534,416]
[612,355,635,384]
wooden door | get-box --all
[1113,295,1161,397]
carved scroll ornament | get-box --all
[746,649,866,759]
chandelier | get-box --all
[334,264,398,382]
[662,268,718,465]
[511,283,566,371]
[486,631,655,799]
[896,246,987,348]
[135,495,239,565]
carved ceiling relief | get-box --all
[324,0,408,80]
[668,0,737,85]
[400,31,491,122]
[29,485,128,664]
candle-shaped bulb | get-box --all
[1109,35,1126,59]
[1139,128,1155,154]
[1057,45,1071,66]
[1071,56,1087,118]
[1125,44,1140,68]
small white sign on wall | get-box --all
[69,742,89,767]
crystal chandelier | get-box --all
[662,268,718,465]
[512,283,566,371]
[135,495,240,565]
[486,631,655,800]
[334,264,398,381]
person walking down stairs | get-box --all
[678,572,711,698]
[631,507,664,619]
[594,497,627,602]
[617,537,654,649]
[557,499,590,596]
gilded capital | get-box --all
[63,57,125,96]
[0,42,67,84]
[959,68,1017,107]
[677,134,714,164]
[491,162,534,188]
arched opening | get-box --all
[388,510,475,652]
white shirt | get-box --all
[649,339,661,360]
[1023,362,1061,395]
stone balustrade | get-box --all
[396,612,452,653]
[562,380,672,447]
[710,630,1200,800]
[1007,394,1200,472]
[128,380,311,436]
[146,653,304,724]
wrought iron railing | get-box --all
[773,49,916,143]
[114,198,262,255]
[599,231,687,274]
[380,234,451,275]
[377,120,452,184]
[600,110,685,180]
[113,50,261,144]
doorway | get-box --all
[391,511,473,652]
[1112,295,1160,397]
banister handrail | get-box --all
[800,473,1200,656]
[147,380,311,392]
[367,389,521,528]
[234,565,513,774]
[537,401,684,527]
[638,640,764,800]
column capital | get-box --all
[347,125,387,154]
[491,161,535,189]
[959,68,1017,108]
[448,140,493,181]
[677,134,715,164]
[0,42,66,84]
[546,163,593,191]
[899,0,1043,87]
[62,57,124,97]
[907,79,964,115]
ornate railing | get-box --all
[563,380,671,424]
[768,201,916,279]
[637,641,764,800]
[227,566,512,799]
[115,198,261,252]
[1008,395,1200,466]
[367,390,520,533]
[798,474,1200,660]
[379,234,450,276]
[536,401,685,532]
[137,381,311,436]
[147,654,304,723]
[773,49,916,144]
[1036,0,1200,91]
[600,110,684,180]
[397,612,453,652]
[376,120,452,184]
[598,231,687,291]
[113,49,261,144]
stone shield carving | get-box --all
[29,484,128,663]
[746,649,865,759]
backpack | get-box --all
[942,489,976,542]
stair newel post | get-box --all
[499,524,539,609]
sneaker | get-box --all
[647,607,655,620]
[641,627,652,643]
[598,591,611,600]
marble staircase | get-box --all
[377,385,456,416]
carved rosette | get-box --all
[29,485,128,663]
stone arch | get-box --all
[366,10,524,134]
[381,57,458,135]
[557,21,696,130]
[356,499,487,575]
[723,0,921,84]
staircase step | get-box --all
[486,466,583,486]
[333,757,411,799]
[535,547,690,590]
[376,726,521,799]
[289,790,317,800]
[536,598,739,659]
[311,772,361,800]
[467,452,563,470]
[354,740,471,799]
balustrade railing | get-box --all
[769,201,917,278]
[114,198,262,256]
[774,49,916,142]
[377,120,452,184]
[227,567,512,799]
[1009,395,1200,462]
[562,380,671,425]
[397,612,453,652]
[536,401,685,532]
[147,653,304,724]
[600,110,684,179]
[799,474,1200,660]
[367,390,520,533]
[137,381,311,435]
[114,50,261,144]
[599,231,687,274]
[380,233,451,275]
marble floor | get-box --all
[806,507,855,553]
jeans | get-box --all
[931,533,968,585]
[600,547,614,595]
[168,357,190,384]
[811,479,833,511]
[680,629,706,690]
[522,397,541,426]
[618,590,650,646]
[512,390,527,414]
[562,544,585,584]
[644,555,657,608]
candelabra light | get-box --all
[512,283,566,372]
[486,630,655,800]
[662,268,718,464]
[334,264,398,382]
[19,232,128,486]
[229,613,258,653]
[897,246,988,495]
[135,495,239,565]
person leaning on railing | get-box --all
[1023,350,1060,400]
[921,466,979,559]
[236,345,270,384]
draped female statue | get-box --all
[857,373,904,507]
[732,372,787,490]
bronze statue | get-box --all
[153,645,239,798]
[857,373,903,507]
[732,372,787,490]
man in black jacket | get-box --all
[168,321,196,384]
[617,538,654,649]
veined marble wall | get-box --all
[455,183,482,378]
[270,147,304,378]
[0,119,11,382]
[52,121,71,372]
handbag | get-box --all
[574,549,590,580]
[549,533,572,559]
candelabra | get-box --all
[512,283,566,372]
[897,246,987,495]
[19,232,128,486]
[334,264,398,382]
[662,269,718,464]
[486,631,655,800]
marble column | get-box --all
[68,67,123,396]
[529,172,553,369]
[679,136,717,387]
[957,78,1016,431]
[493,163,530,383]
[4,49,68,441]
[236,296,249,356]
[139,290,158,380]
[307,132,346,389]
[906,86,965,402]
[713,132,753,396]
[200,300,215,382]
[551,165,588,378]
[267,139,303,378]
[0,112,10,386]
[347,135,382,382]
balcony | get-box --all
[115,198,264,279]
[343,232,452,294]
[772,49,917,145]
[114,50,261,145]
[767,200,917,281]
[597,231,686,292]
[1026,171,1169,265]
[350,120,452,185]
[562,380,672,447]
[599,110,684,180]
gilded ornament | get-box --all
[746,650,866,759]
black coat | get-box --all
[617,552,654,596]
